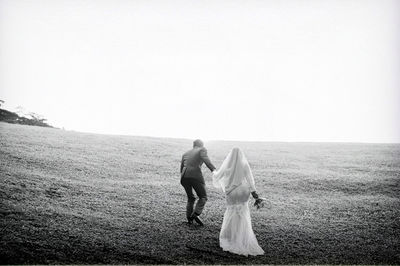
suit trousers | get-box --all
[181,178,207,219]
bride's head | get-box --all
[231,147,240,154]
[226,147,247,174]
[212,147,253,193]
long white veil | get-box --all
[213,147,256,195]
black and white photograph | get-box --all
[0,0,399,264]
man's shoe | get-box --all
[191,214,204,226]
[187,217,194,225]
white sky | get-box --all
[0,0,399,143]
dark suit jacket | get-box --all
[180,147,216,184]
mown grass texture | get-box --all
[0,122,399,264]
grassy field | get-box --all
[1,122,399,264]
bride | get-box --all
[212,147,265,256]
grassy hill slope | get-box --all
[0,122,399,264]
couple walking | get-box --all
[180,139,265,256]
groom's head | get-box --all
[193,139,204,148]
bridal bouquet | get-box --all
[254,197,267,210]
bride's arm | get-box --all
[244,164,257,192]
[251,191,259,199]
[244,164,263,204]
[212,168,224,191]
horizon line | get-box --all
[1,122,399,145]
[61,126,400,145]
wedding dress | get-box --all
[213,148,264,256]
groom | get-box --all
[180,139,216,226]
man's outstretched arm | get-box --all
[200,148,216,172]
